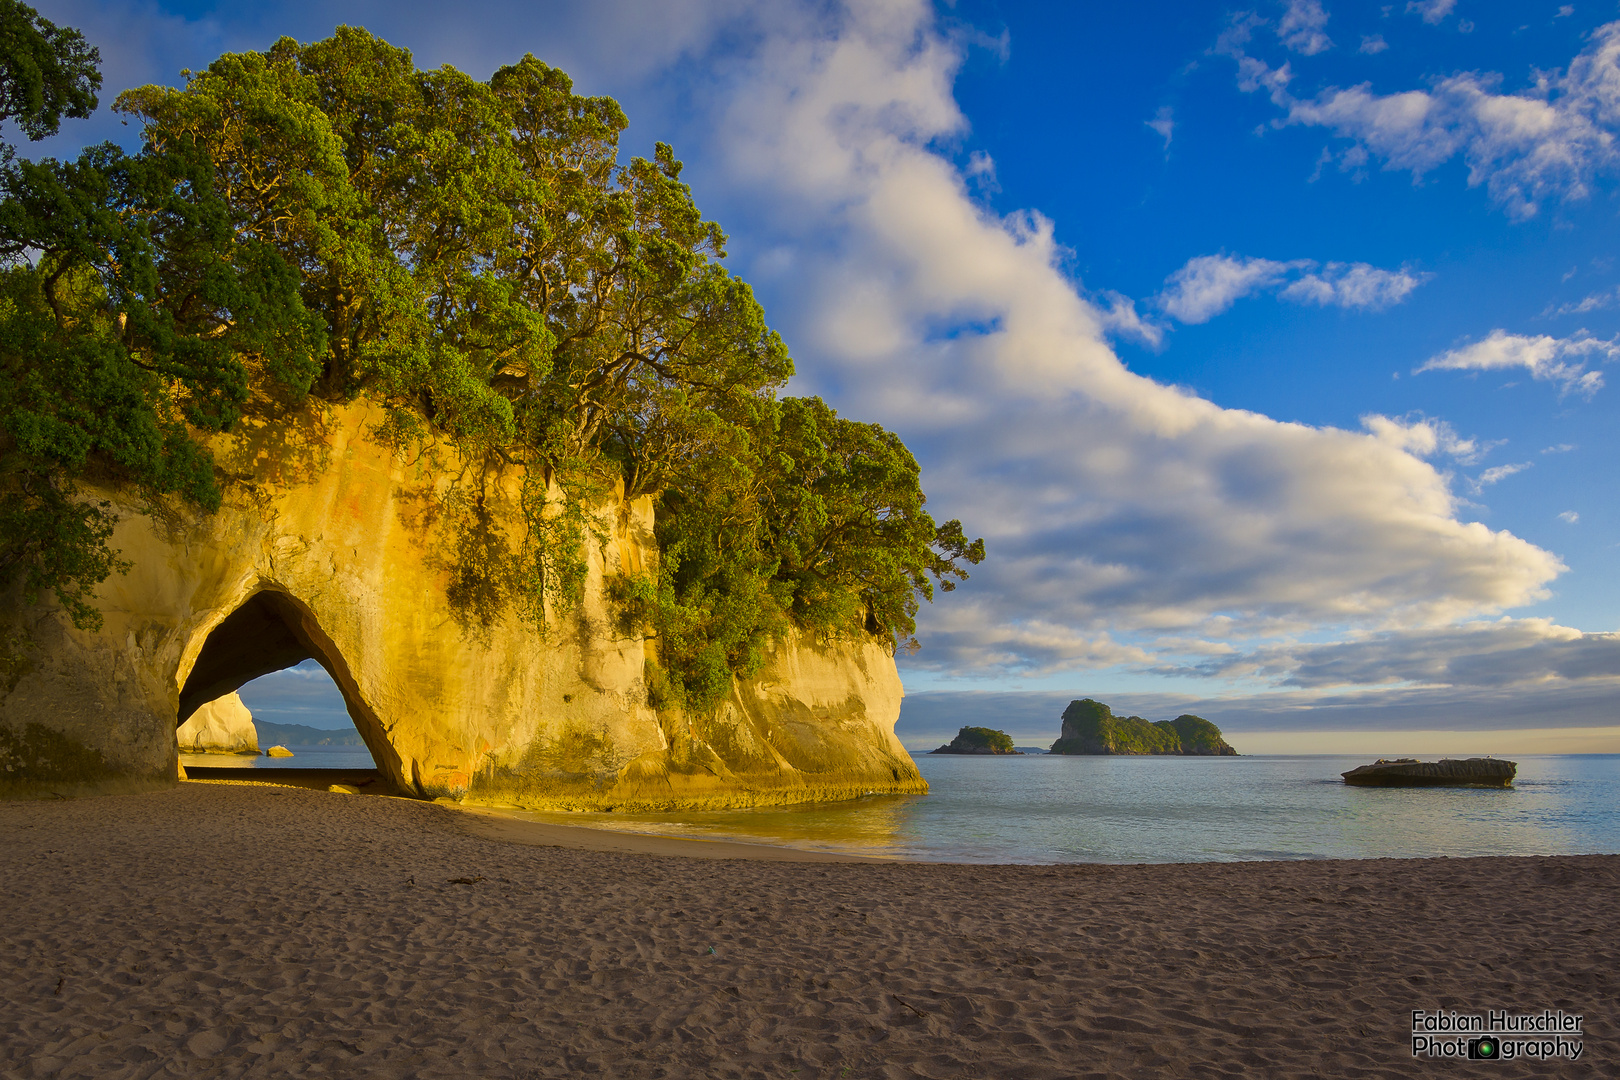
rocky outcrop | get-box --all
[1049,699,1238,756]
[930,726,1021,755]
[1341,758,1516,788]
[175,693,259,754]
[0,401,924,806]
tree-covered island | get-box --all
[929,726,1020,755]
[0,17,984,716]
[1049,699,1237,755]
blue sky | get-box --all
[30,0,1620,750]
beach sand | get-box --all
[1,782,1610,1078]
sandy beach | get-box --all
[2,782,1611,1078]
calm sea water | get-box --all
[185,749,1620,864]
[486,754,1620,864]
[181,747,379,770]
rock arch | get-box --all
[177,588,393,775]
[0,402,926,806]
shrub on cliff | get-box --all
[0,22,983,708]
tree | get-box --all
[0,0,99,144]
[0,25,983,707]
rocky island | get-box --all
[1341,758,1516,787]
[930,726,1021,755]
[1048,699,1237,755]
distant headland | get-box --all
[1049,699,1237,756]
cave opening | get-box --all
[177,589,396,785]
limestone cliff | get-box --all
[176,693,259,754]
[0,401,925,806]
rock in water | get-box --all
[265,746,294,758]
[175,693,260,755]
[0,401,924,807]
[1048,699,1237,755]
[930,726,1021,755]
[1341,758,1516,788]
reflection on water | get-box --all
[181,747,378,770]
[482,754,1620,864]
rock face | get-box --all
[1049,699,1238,756]
[1341,758,1516,788]
[0,401,925,807]
[175,693,259,754]
[930,726,1021,755]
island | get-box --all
[1341,758,1516,787]
[1048,699,1237,755]
[930,726,1022,755]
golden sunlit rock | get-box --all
[175,693,259,755]
[0,401,924,807]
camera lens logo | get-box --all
[1468,1036,1500,1060]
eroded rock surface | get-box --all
[0,402,924,807]
[175,693,259,755]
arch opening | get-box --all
[177,589,406,791]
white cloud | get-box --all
[1145,105,1174,151]
[1155,254,1428,323]
[1278,0,1333,55]
[1473,461,1531,490]
[1360,34,1389,54]
[1542,442,1576,453]
[1174,618,1620,689]
[1417,329,1618,397]
[1095,290,1165,348]
[1222,19,1620,219]
[709,0,1563,677]
[1157,255,1298,322]
[1406,0,1457,25]
[48,0,1573,687]
[1559,510,1580,523]
[1280,261,1431,307]
[1549,286,1619,315]
[1360,413,1491,463]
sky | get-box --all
[29,0,1620,752]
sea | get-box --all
[185,748,1620,864]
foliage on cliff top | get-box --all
[0,22,981,706]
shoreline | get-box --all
[3,783,1613,1077]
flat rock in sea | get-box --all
[1341,757,1516,788]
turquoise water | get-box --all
[187,749,1620,863]
[485,754,1620,864]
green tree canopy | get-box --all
[0,24,983,712]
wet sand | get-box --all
[1,782,1611,1078]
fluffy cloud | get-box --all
[39,0,1578,690]
[1278,0,1332,56]
[1155,254,1427,323]
[1221,18,1620,218]
[1278,260,1430,308]
[1406,0,1457,25]
[1417,329,1618,397]
[704,0,1563,678]
[1549,287,1619,315]
[1157,255,1298,322]
[1168,618,1620,689]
